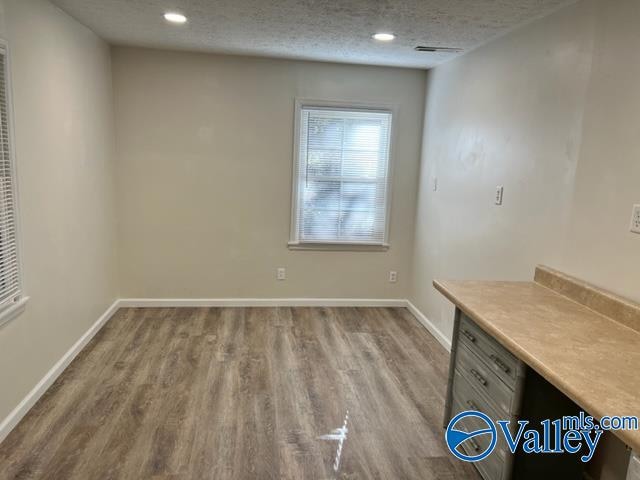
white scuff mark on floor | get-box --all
[318,410,350,472]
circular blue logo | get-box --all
[445,410,497,462]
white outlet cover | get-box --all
[277,267,286,280]
[631,204,640,234]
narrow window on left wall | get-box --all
[0,42,26,327]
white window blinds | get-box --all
[0,45,22,309]
[291,105,393,246]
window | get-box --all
[0,42,24,326]
[290,101,394,248]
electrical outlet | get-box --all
[630,205,640,234]
[432,176,438,192]
[277,267,286,280]
[389,271,397,283]
[495,185,504,205]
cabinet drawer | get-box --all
[451,399,507,480]
[452,371,515,454]
[459,314,519,390]
[452,369,502,421]
[456,343,518,416]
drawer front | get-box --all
[451,370,516,466]
[451,399,506,480]
[456,343,516,416]
[453,369,503,422]
[459,314,519,389]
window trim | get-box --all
[288,98,397,250]
[0,38,28,329]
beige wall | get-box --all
[2,0,638,449]
[557,0,640,302]
[411,0,640,342]
[0,0,118,420]
[112,48,426,299]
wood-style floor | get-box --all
[0,307,479,479]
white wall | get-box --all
[112,48,426,300]
[0,0,118,420]
[410,0,640,341]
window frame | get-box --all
[288,98,397,251]
[0,39,27,328]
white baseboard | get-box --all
[405,300,452,352]
[118,298,407,308]
[0,299,121,444]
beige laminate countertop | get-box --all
[434,279,640,452]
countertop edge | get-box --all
[432,279,640,453]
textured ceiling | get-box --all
[50,0,576,69]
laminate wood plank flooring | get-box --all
[0,307,479,479]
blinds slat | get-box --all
[0,286,21,306]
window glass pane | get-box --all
[307,150,341,177]
[301,209,340,241]
[307,117,343,150]
[341,210,376,240]
[342,150,379,178]
[341,182,378,212]
[344,119,382,151]
[293,105,392,245]
[303,181,341,211]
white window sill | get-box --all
[0,296,29,329]
[288,242,389,252]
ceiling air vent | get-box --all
[414,46,463,53]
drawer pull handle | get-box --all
[468,438,480,452]
[490,354,510,373]
[461,329,476,342]
[466,399,479,410]
[470,368,487,386]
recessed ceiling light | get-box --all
[164,12,187,24]
[372,33,396,42]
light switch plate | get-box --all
[630,205,640,234]
[495,186,504,205]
